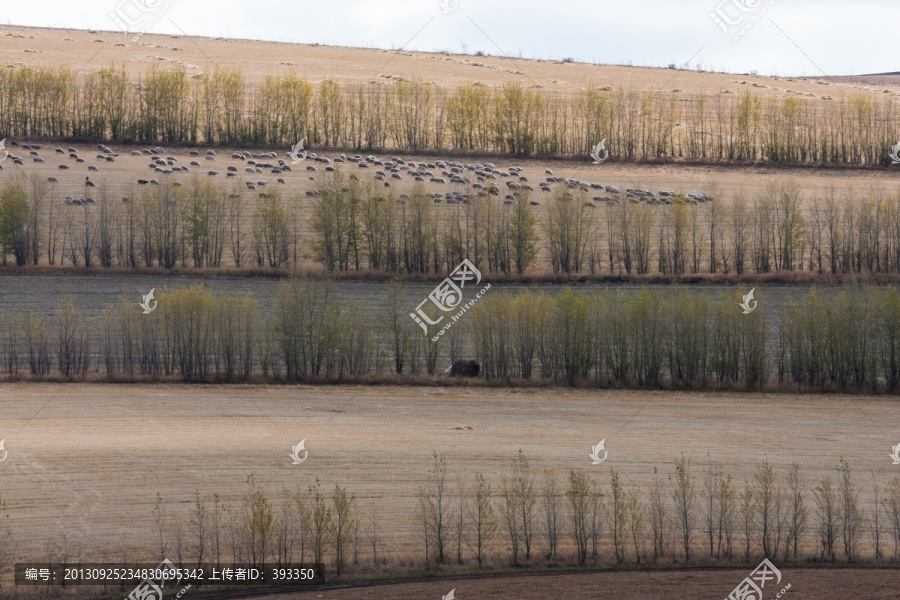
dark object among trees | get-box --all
[451,360,480,377]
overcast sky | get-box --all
[1,0,892,76]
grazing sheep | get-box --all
[65,197,74,205]
[208,170,218,176]
[47,177,58,183]
[306,165,317,172]
[122,197,130,203]
[88,165,99,172]
[75,158,85,163]
[58,164,69,170]
[85,177,95,187]
[131,150,143,156]
[277,178,286,184]
[138,179,148,185]
[247,183,257,190]
[190,150,200,156]
[206,155,215,161]
[190,161,200,167]
[150,179,159,185]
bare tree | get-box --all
[419,452,452,565]
[540,470,563,561]
[672,455,695,562]
[467,473,497,567]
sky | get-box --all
[0,0,893,77]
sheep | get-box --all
[190,150,200,156]
[277,178,286,184]
[149,179,159,185]
[138,179,149,185]
[55,147,65,154]
[226,172,236,177]
[64,197,74,205]
[207,170,218,176]
[205,155,215,161]
[58,164,69,170]
[227,166,238,172]
[47,177,58,183]
[75,158,85,163]
[85,177,95,187]
[306,165,317,172]
[190,161,201,167]
[131,150,143,156]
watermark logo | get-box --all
[290,439,308,465]
[889,141,900,165]
[710,0,779,42]
[126,558,178,600]
[410,259,490,341]
[890,442,900,465]
[590,139,608,164]
[589,439,608,464]
[739,288,757,314]
[725,558,787,600]
[140,288,158,314]
[109,0,180,42]
[439,0,458,13]
[0,439,7,463]
[288,139,307,164]
[0,139,8,164]
[442,589,456,600]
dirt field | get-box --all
[2,24,897,100]
[250,568,900,600]
[0,384,897,563]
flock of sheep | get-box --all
[0,139,715,209]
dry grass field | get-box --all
[0,384,897,566]
[3,25,898,99]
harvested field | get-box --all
[2,25,893,97]
[0,384,897,571]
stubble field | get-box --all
[1,384,897,566]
